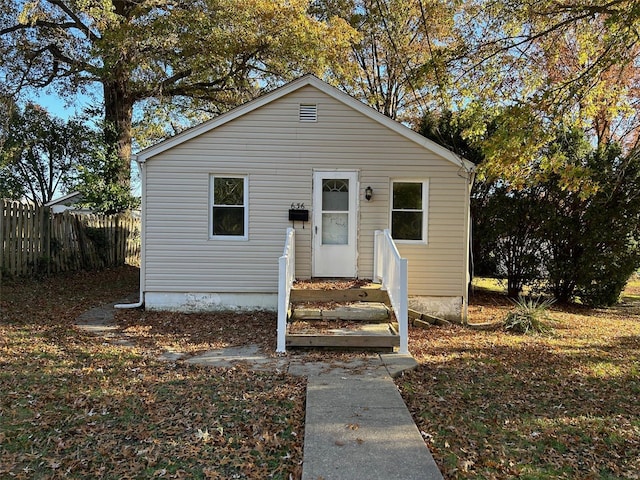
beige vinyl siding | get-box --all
[144,85,469,296]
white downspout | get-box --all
[115,287,144,309]
[115,156,146,309]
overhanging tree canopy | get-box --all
[0,0,356,186]
[313,0,457,121]
[452,0,640,185]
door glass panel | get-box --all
[322,213,348,244]
[321,178,349,245]
[322,179,349,211]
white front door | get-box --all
[312,171,358,277]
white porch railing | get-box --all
[277,228,295,353]
[374,229,409,354]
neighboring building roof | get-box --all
[44,191,83,207]
[134,75,476,172]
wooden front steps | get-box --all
[290,285,390,304]
[292,302,391,322]
[285,283,399,351]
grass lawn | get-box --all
[0,267,305,479]
[622,274,640,302]
[399,285,640,479]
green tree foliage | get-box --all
[422,109,640,305]
[0,0,356,185]
[539,140,640,305]
[476,186,544,298]
[0,103,94,205]
[470,127,640,305]
[313,1,638,183]
[453,0,640,185]
[420,109,542,298]
[418,109,484,165]
[0,94,18,198]
[72,122,140,215]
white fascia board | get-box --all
[44,190,82,207]
[136,75,476,172]
[309,76,476,172]
[135,76,316,163]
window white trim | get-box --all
[209,174,249,241]
[389,179,429,244]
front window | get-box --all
[210,175,247,240]
[391,180,428,242]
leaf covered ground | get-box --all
[399,288,640,479]
[0,267,305,479]
[4,267,640,479]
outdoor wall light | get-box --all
[365,186,373,201]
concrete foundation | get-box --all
[144,292,464,322]
[408,296,463,322]
[144,292,277,312]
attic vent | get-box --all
[299,104,317,122]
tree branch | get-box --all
[454,9,600,79]
[0,20,77,36]
[47,0,101,41]
[552,0,629,16]
[20,43,93,88]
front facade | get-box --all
[135,76,474,321]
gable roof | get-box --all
[44,191,83,207]
[134,75,476,171]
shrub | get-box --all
[540,143,640,306]
[503,296,556,334]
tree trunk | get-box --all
[103,73,134,188]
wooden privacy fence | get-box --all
[1,200,140,276]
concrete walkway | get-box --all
[300,354,443,480]
[76,301,443,480]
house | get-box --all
[45,191,91,214]
[130,75,475,324]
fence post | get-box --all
[1,200,6,277]
[42,206,51,275]
[115,215,122,265]
[373,230,380,283]
[277,255,287,353]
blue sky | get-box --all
[28,89,94,120]
[26,89,142,198]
